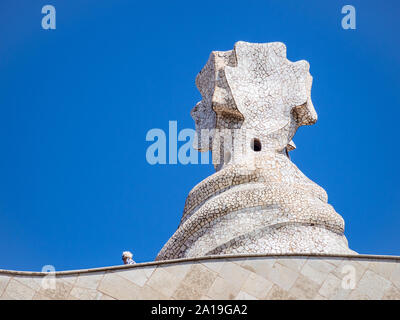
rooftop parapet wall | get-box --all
[1,254,400,300]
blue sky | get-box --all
[0,0,399,271]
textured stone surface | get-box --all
[1,254,400,300]
[156,41,354,260]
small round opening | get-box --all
[251,138,262,152]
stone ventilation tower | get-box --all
[156,41,355,261]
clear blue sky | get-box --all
[0,0,399,271]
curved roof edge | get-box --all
[1,253,400,276]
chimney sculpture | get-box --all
[156,41,355,260]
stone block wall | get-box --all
[1,254,400,300]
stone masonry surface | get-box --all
[1,254,400,300]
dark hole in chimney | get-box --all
[251,138,262,152]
